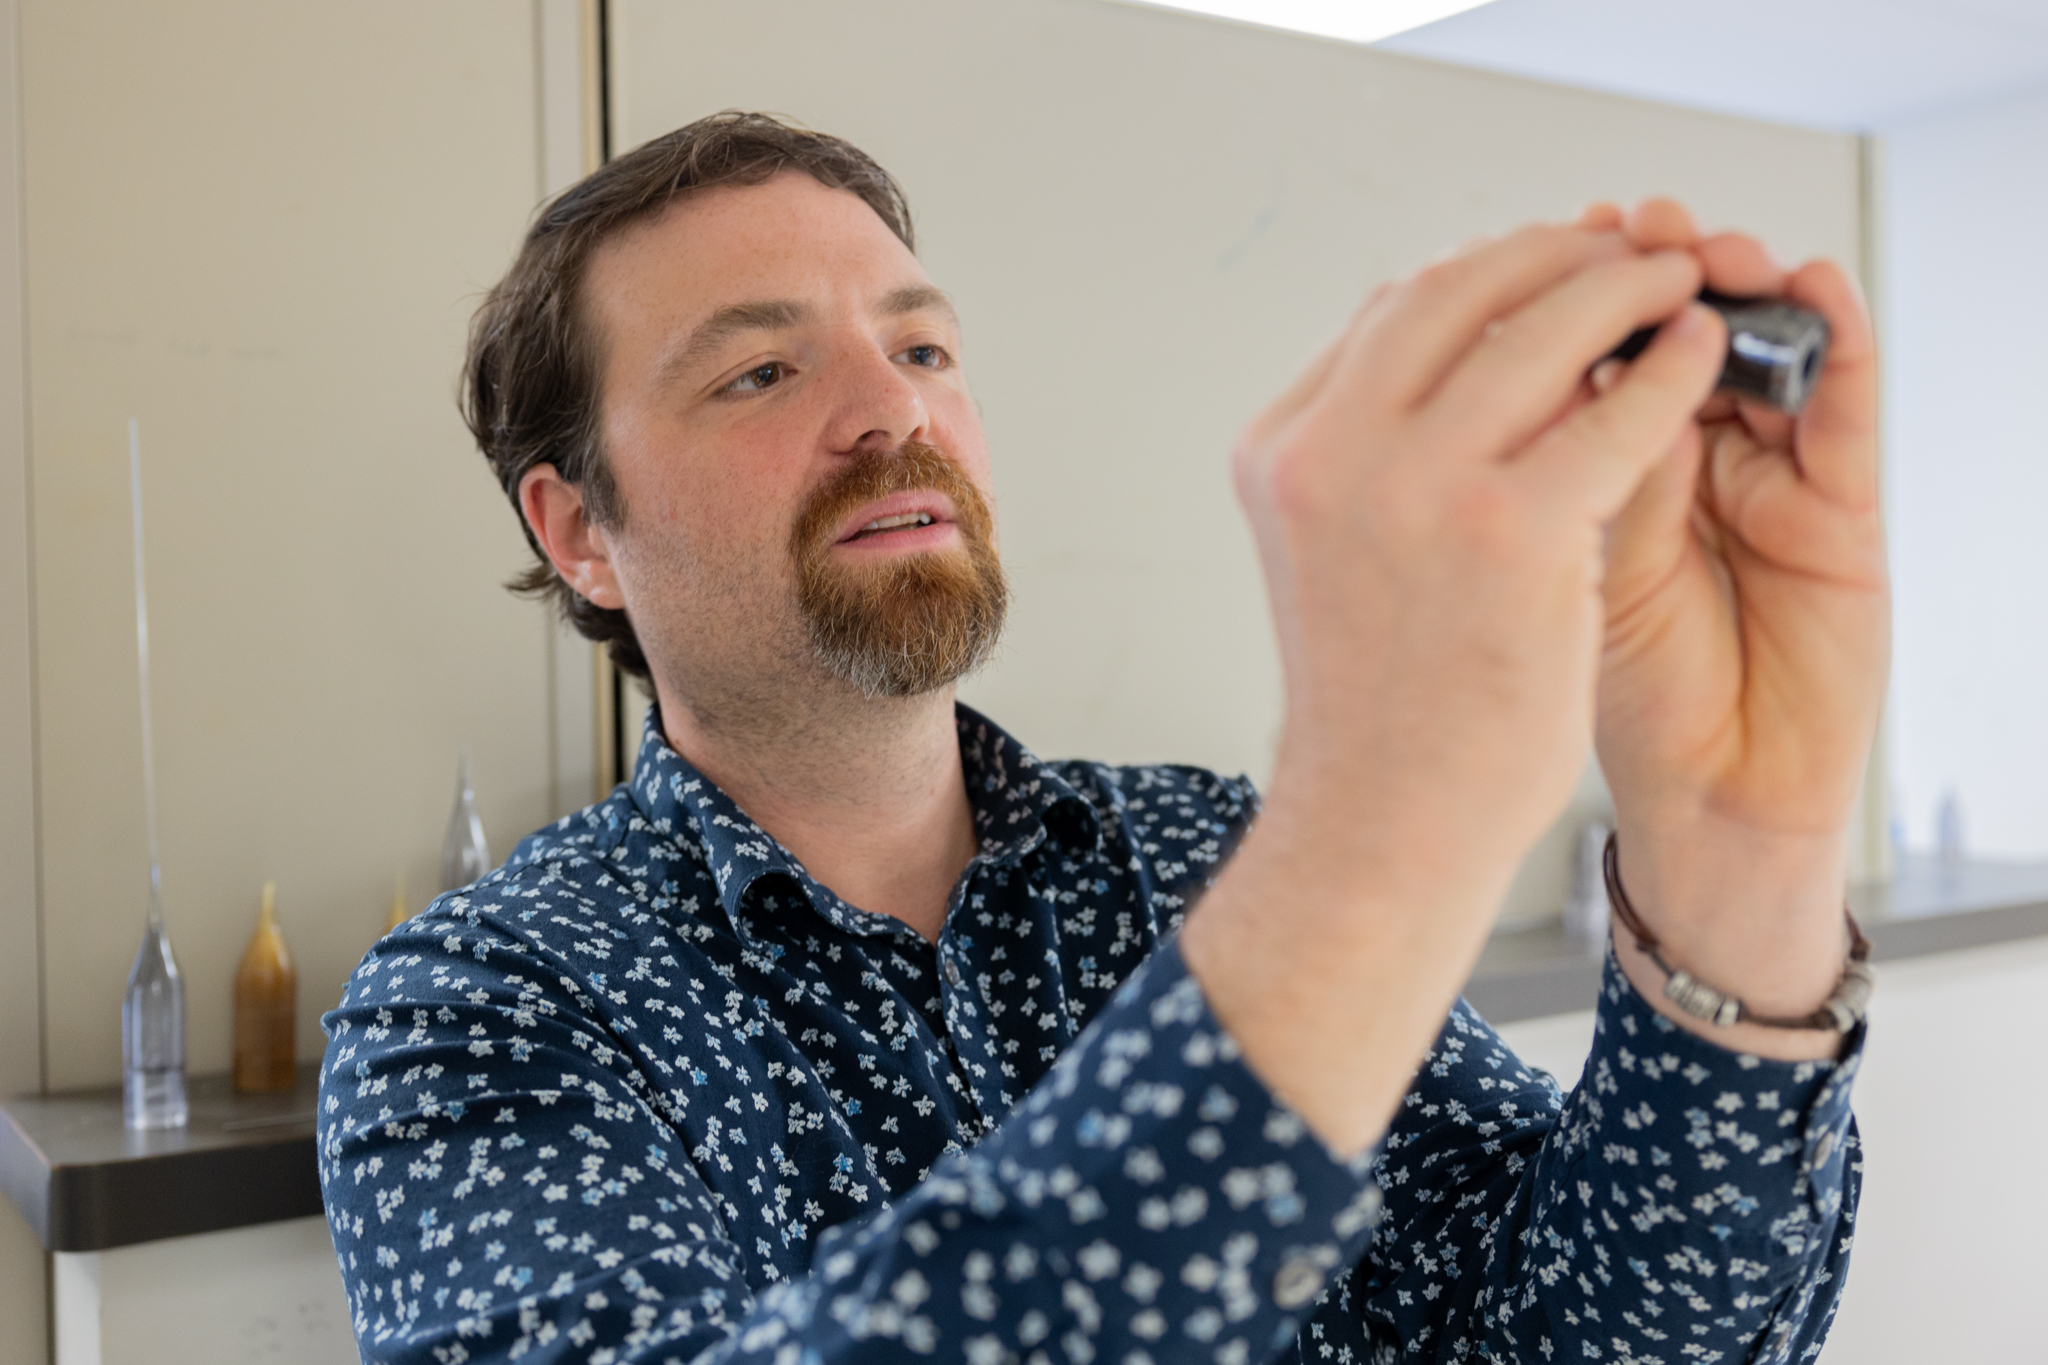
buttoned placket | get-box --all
[931,846,1005,1131]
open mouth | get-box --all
[847,511,938,541]
[827,491,960,550]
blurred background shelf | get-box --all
[0,1062,318,1253]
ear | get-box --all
[519,464,626,611]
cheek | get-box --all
[928,401,996,495]
[627,465,813,608]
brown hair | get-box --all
[461,110,916,677]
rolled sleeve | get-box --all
[1307,947,1861,1364]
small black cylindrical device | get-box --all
[1609,290,1831,415]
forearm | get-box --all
[1179,769,1527,1159]
[692,938,1385,1365]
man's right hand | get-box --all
[1181,221,1727,1157]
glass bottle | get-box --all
[386,871,410,934]
[123,867,188,1129]
[440,751,491,893]
[1562,817,1614,959]
[1936,788,1966,869]
[233,881,297,1093]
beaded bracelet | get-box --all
[1602,833,1873,1032]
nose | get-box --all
[821,335,931,456]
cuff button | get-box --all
[1272,1256,1324,1310]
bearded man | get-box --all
[318,112,1884,1365]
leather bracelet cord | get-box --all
[1603,833,1874,1032]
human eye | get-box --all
[722,360,788,395]
[894,343,952,370]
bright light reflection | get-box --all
[1137,0,1501,44]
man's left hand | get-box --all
[1588,199,1889,1058]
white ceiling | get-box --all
[1376,0,2048,131]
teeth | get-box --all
[860,512,935,532]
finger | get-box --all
[1417,250,1705,466]
[1694,232,1787,299]
[1624,198,1701,250]
[1515,302,1725,516]
[1332,223,1636,412]
[1603,420,1705,618]
[1577,201,1624,231]
[1730,393,1795,449]
[1784,258,1879,505]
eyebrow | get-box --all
[659,298,811,383]
[878,284,958,325]
[657,285,960,387]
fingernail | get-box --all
[1667,302,1715,337]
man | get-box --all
[320,112,1883,1364]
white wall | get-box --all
[1883,82,2048,859]
[22,0,559,1091]
[3,5,590,1359]
[612,0,1863,927]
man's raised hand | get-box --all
[1185,219,1725,1156]
[1589,200,1888,1059]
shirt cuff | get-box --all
[1571,944,1864,1247]
[787,935,1387,1363]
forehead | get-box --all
[583,171,932,342]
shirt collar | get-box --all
[624,702,1102,944]
[953,703,1103,863]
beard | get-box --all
[787,440,1009,699]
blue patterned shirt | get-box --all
[318,706,1862,1364]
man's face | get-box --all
[580,172,1005,716]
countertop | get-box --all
[7,855,2045,1252]
[1465,854,2048,1024]
[0,1062,320,1252]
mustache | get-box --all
[788,440,993,560]
[786,439,1008,698]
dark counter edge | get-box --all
[0,1123,321,1252]
[1466,880,2048,1026]
[0,1067,323,1254]
[8,875,2048,1253]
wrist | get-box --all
[1609,808,1855,1059]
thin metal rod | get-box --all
[127,417,162,924]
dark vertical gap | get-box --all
[599,0,623,783]
[611,666,627,782]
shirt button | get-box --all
[942,955,964,988]
[1272,1255,1324,1310]
[1812,1129,1837,1165]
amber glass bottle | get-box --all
[385,872,409,934]
[232,882,297,1092]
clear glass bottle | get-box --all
[233,881,297,1093]
[1936,788,1966,869]
[440,750,491,893]
[1562,817,1614,959]
[123,867,188,1129]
